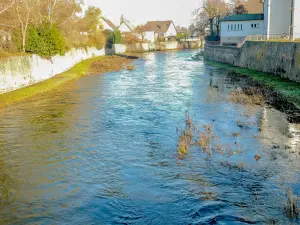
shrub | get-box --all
[25,21,67,57]
[121,33,141,44]
[105,31,122,48]
[87,29,106,49]
[114,31,121,44]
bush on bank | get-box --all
[25,21,67,57]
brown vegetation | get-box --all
[285,188,299,219]
[224,88,265,106]
[0,1,105,56]
[177,111,247,162]
[88,56,133,75]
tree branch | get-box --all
[0,0,16,15]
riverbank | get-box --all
[0,55,133,107]
[205,60,300,122]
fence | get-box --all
[245,34,300,42]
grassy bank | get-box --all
[205,60,300,108]
[0,55,132,107]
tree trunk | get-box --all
[216,17,220,37]
[209,18,214,37]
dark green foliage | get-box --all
[25,21,66,57]
[105,31,122,48]
[114,31,121,44]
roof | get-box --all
[101,17,118,31]
[119,16,134,32]
[222,14,264,22]
[144,20,174,33]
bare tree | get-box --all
[230,0,263,14]
[194,0,229,37]
[0,0,15,15]
[135,25,146,42]
[15,0,36,51]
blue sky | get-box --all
[86,0,201,27]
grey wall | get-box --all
[204,41,300,83]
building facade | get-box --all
[220,0,300,45]
[144,21,177,42]
[220,14,264,45]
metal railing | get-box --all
[245,34,300,42]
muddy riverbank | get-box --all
[205,61,300,123]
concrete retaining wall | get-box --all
[204,41,300,83]
[0,47,105,93]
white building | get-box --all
[220,14,264,45]
[118,15,135,36]
[264,0,300,38]
[220,0,300,45]
[144,21,177,42]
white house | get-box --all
[144,20,177,42]
[118,15,135,36]
[220,14,264,45]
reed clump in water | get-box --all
[176,111,247,162]
[285,188,299,219]
[126,65,136,70]
[227,88,265,106]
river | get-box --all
[0,50,299,224]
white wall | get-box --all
[145,32,155,42]
[119,23,131,33]
[264,0,292,36]
[293,0,300,37]
[0,47,105,94]
[113,42,178,53]
[113,44,127,54]
[221,20,264,43]
[166,23,177,37]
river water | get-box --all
[0,50,299,224]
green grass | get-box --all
[0,56,104,107]
[205,60,300,108]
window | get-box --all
[254,24,257,28]
[241,24,243,30]
[234,24,236,30]
[251,24,253,28]
[238,24,240,30]
[231,24,233,30]
[228,24,229,30]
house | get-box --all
[220,0,300,45]
[220,14,264,45]
[263,0,300,38]
[118,15,135,36]
[144,20,177,42]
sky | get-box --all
[86,0,201,28]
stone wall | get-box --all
[204,41,300,83]
[0,47,105,93]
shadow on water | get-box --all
[0,50,299,224]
